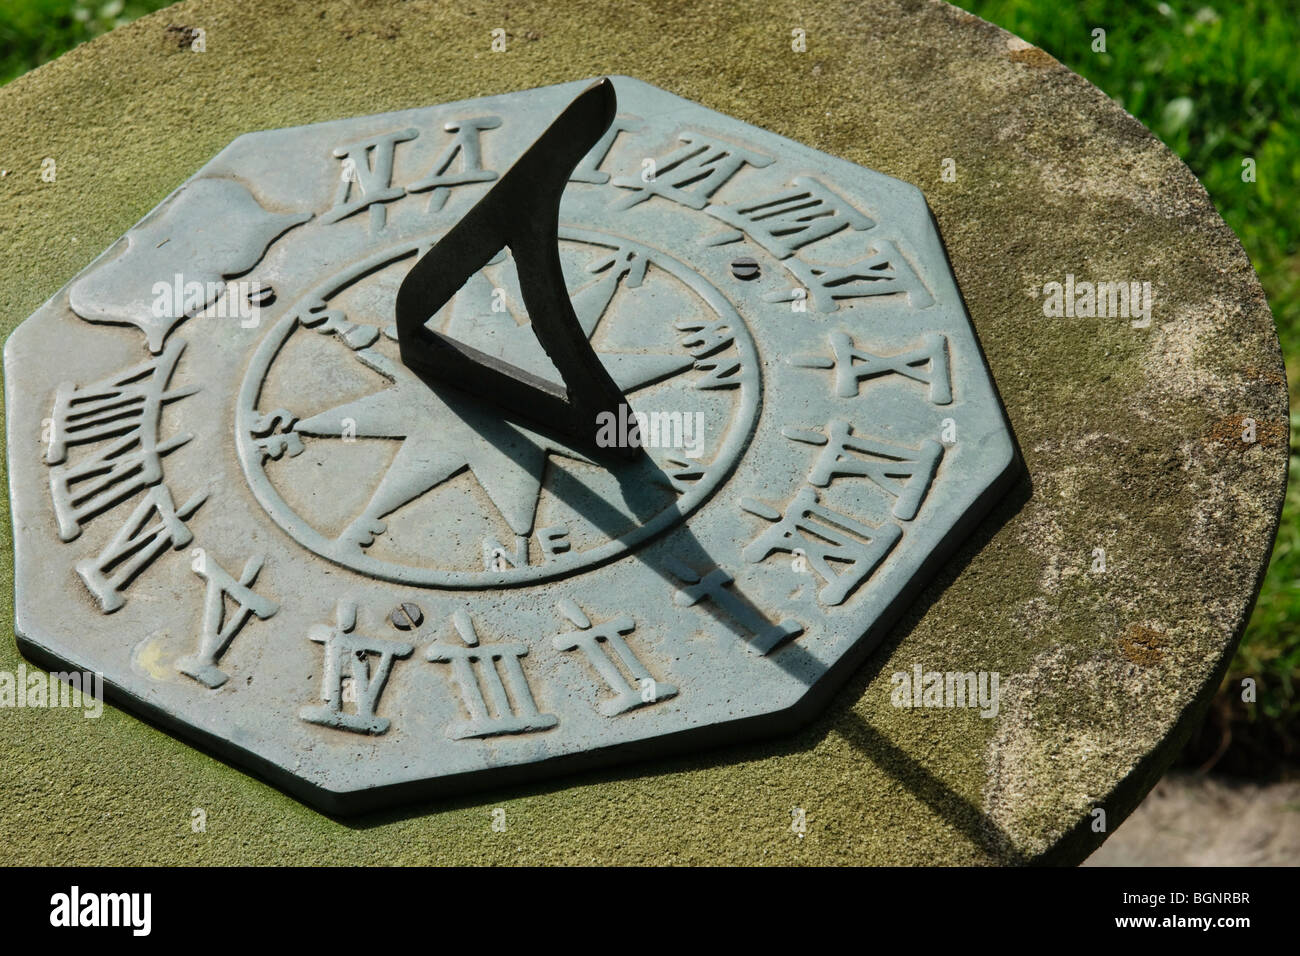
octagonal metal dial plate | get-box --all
[4,76,1019,812]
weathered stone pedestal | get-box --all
[0,0,1285,864]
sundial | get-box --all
[4,75,1019,813]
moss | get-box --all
[0,0,1286,865]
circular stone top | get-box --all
[0,0,1285,865]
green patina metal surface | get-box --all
[0,0,1286,864]
[4,73,1022,812]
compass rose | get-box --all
[237,229,760,586]
[294,249,697,554]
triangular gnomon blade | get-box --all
[395,78,639,461]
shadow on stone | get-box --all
[335,471,1034,865]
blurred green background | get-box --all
[2,0,1297,775]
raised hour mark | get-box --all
[551,599,677,717]
[569,116,642,184]
[407,116,501,213]
[704,175,875,258]
[663,557,804,655]
[784,423,944,521]
[75,484,207,613]
[573,246,650,335]
[425,610,557,739]
[45,338,197,542]
[741,489,901,607]
[324,127,419,234]
[300,601,413,735]
[766,239,934,312]
[791,331,951,405]
[177,552,279,689]
[612,132,772,210]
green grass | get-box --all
[954,0,1300,773]
[0,0,176,85]
[3,0,1298,772]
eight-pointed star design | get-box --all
[291,252,696,555]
